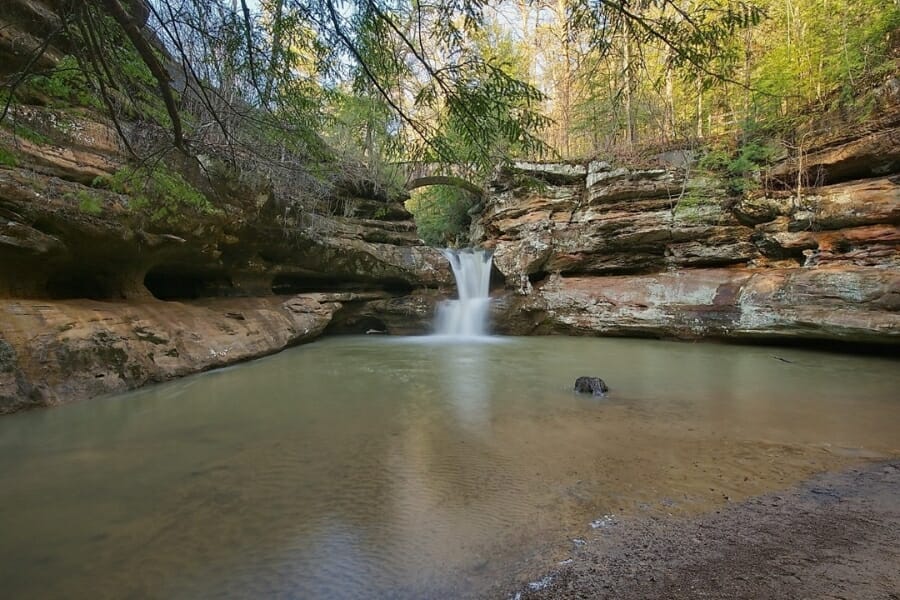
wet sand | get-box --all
[504,460,900,600]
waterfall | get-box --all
[435,249,494,337]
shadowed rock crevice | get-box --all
[325,313,388,335]
[46,269,125,300]
[0,97,452,412]
[527,270,549,285]
[143,266,234,301]
[270,273,415,296]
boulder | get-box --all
[574,376,609,396]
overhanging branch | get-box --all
[98,0,185,150]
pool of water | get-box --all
[0,336,897,598]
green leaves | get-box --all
[571,0,766,70]
[108,165,218,225]
[406,185,473,246]
[698,139,777,195]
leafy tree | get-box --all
[406,185,474,246]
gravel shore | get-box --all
[505,461,900,600]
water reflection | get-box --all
[440,343,492,434]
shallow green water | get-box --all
[0,336,897,599]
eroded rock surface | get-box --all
[0,72,453,413]
[495,267,898,344]
[0,124,456,412]
[476,134,900,344]
[2,0,898,414]
[0,295,341,414]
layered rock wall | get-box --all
[0,104,455,412]
[475,95,900,344]
[0,125,451,415]
[0,0,461,413]
[3,0,898,414]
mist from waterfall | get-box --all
[435,249,494,338]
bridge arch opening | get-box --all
[405,175,483,197]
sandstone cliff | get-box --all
[0,0,455,413]
[0,107,452,412]
[473,86,900,345]
[0,96,458,413]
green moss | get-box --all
[64,189,103,215]
[673,190,722,224]
[20,46,169,125]
[91,175,111,188]
[0,147,18,167]
[698,149,730,172]
[109,165,217,225]
[1,118,53,145]
[11,124,51,145]
[76,190,103,215]
[0,338,16,373]
[511,173,548,194]
[117,50,172,127]
[25,56,102,109]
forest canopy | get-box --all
[12,0,880,166]
[2,0,898,216]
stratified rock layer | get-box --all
[495,267,897,343]
[0,103,452,413]
[0,296,339,413]
[476,120,900,344]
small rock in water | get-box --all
[574,376,609,396]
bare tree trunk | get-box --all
[623,28,635,146]
[99,0,185,149]
[563,25,571,156]
[556,0,572,157]
[696,79,703,138]
[262,0,285,106]
[742,5,752,127]
[665,51,675,141]
[516,0,534,85]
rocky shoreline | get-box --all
[502,461,900,600]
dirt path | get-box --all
[505,461,900,600]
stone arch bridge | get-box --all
[390,162,484,197]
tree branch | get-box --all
[98,0,185,150]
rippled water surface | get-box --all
[0,336,898,598]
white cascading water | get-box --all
[435,249,494,337]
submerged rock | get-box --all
[574,376,609,396]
